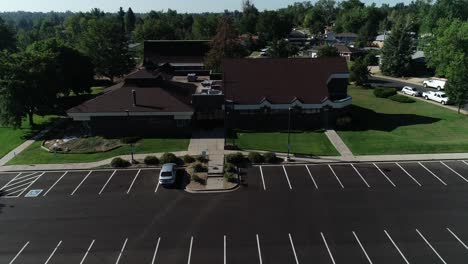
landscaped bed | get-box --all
[230,130,340,156]
[337,85,468,155]
[7,138,190,165]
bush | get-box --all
[224,162,237,173]
[248,152,264,163]
[120,136,141,144]
[263,152,278,164]
[389,94,416,103]
[191,174,206,185]
[144,156,159,166]
[225,152,245,165]
[192,162,208,173]
[111,157,131,168]
[183,154,196,164]
[196,155,209,163]
[160,152,178,164]
[374,87,397,98]
[224,172,237,183]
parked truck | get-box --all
[422,91,451,105]
[423,78,447,90]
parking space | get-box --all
[306,164,344,191]
[260,166,293,192]
[352,163,397,188]
[3,227,468,263]
[422,161,468,185]
[329,163,370,189]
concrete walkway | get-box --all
[188,128,225,175]
[324,129,355,160]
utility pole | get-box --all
[287,107,292,161]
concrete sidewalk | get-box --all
[324,129,354,160]
[188,129,225,175]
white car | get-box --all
[422,91,451,105]
[159,163,177,186]
[401,86,421,97]
[423,78,447,90]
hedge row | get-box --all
[373,87,397,98]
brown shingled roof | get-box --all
[222,58,348,105]
[67,81,195,114]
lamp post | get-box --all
[126,110,135,164]
[287,107,292,161]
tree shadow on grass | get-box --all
[341,105,441,132]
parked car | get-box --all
[423,78,447,90]
[401,86,421,97]
[159,163,177,186]
[422,91,451,105]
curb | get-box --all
[184,175,241,194]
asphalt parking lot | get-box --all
[1,160,468,263]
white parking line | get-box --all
[418,162,447,185]
[446,228,468,250]
[43,172,68,196]
[224,235,227,264]
[3,174,40,189]
[396,163,422,187]
[187,236,194,264]
[373,163,396,187]
[351,164,371,188]
[9,241,30,264]
[0,172,22,190]
[352,231,373,264]
[463,161,468,167]
[440,162,468,183]
[259,166,266,191]
[71,171,93,196]
[14,172,40,181]
[15,172,45,197]
[321,232,336,264]
[282,166,293,190]
[415,229,447,264]
[384,230,410,264]
[79,239,95,264]
[305,165,318,189]
[3,181,37,193]
[288,233,299,264]
[115,238,128,264]
[256,234,263,264]
[44,240,62,264]
[328,165,344,189]
[151,237,161,264]
[127,170,141,194]
[99,170,117,195]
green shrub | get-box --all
[263,152,277,163]
[225,152,245,165]
[111,157,131,168]
[144,156,159,166]
[224,172,237,183]
[192,162,208,173]
[196,155,209,163]
[224,162,237,173]
[191,174,206,185]
[248,152,264,163]
[389,94,416,103]
[160,152,178,164]
[120,136,141,144]
[183,154,196,164]
[374,87,396,98]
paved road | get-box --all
[1,160,468,263]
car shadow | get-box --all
[340,105,441,132]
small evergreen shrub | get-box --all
[192,162,208,173]
[111,157,131,168]
[196,155,209,163]
[224,163,237,173]
[263,152,278,164]
[336,116,352,128]
[374,87,397,98]
[224,172,237,183]
[225,152,245,165]
[160,152,178,164]
[183,154,196,164]
[191,174,206,185]
[144,156,159,166]
[389,94,416,103]
[248,152,264,163]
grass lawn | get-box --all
[0,115,58,159]
[7,138,190,165]
[232,131,339,156]
[337,85,468,155]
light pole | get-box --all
[287,107,292,161]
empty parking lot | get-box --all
[1,160,468,263]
